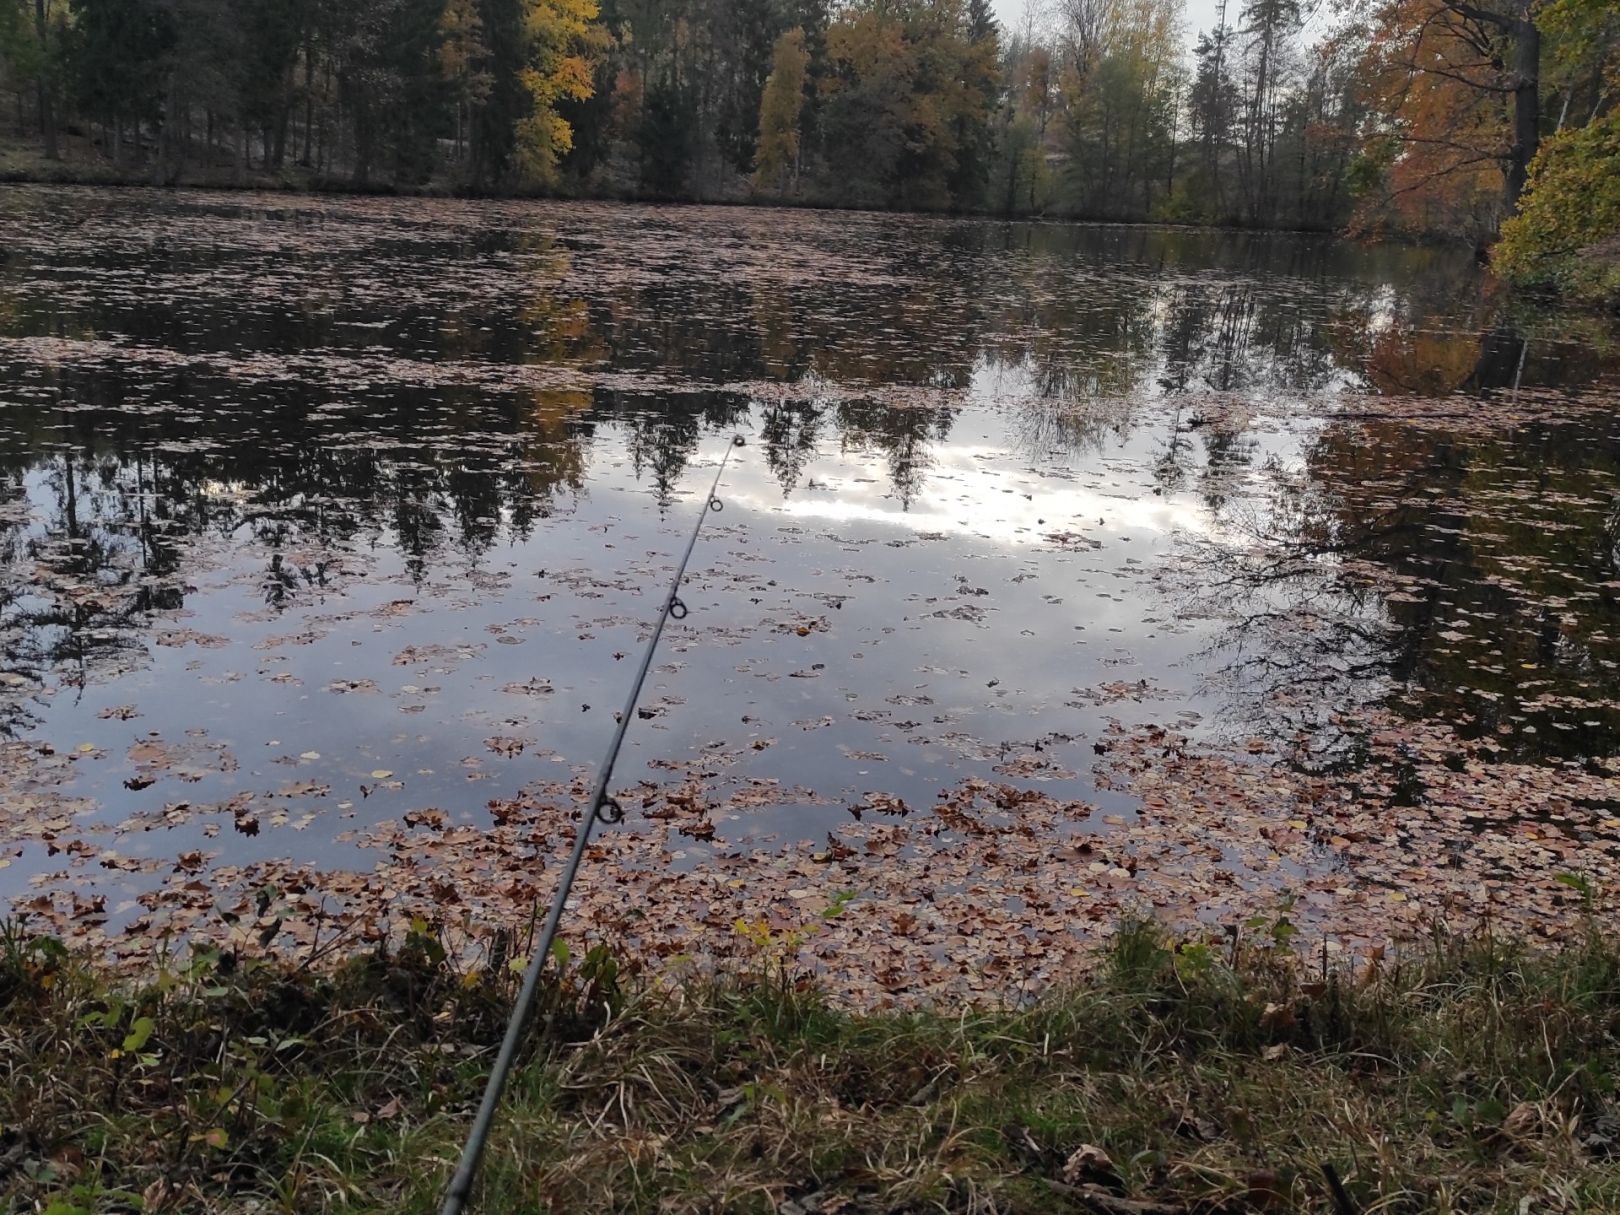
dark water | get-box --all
[2,186,1618,942]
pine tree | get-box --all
[439,0,492,163]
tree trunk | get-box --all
[163,73,185,182]
[302,40,316,166]
[34,0,58,159]
[1504,15,1540,213]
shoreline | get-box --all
[4,918,1617,1213]
[0,157,1361,242]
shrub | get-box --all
[1495,110,1620,309]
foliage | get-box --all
[1495,109,1620,308]
[752,26,808,194]
[0,0,1424,227]
[0,0,47,111]
[438,0,493,162]
[1349,0,1615,251]
[1058,0,1182,222]
[514,0,599,183]
[814,0,1002,211]
[1352,0,1517,242]
[1540,0,1620,100]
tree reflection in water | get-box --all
[0,188,1616,755]
[1172,372,1620,769]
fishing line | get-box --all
[439,432,747,1215]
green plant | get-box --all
[1495,110,1620,308]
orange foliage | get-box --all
[1354,0,1513,240]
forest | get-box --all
[0,0,1617,273]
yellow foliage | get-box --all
[753,28,809,194]
[515,0,603,184]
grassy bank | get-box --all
[4,916,1620,1215]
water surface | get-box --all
[3,187,1618,998]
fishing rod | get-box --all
[438,432,747,1215]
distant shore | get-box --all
[0,132,1354,238]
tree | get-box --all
[236,0,304,169]
[1355,0,1572,237]
[469,0,528,185]
[159,0,243,176]
[1189,16,1239,217]
[1001,15,1057,212]
[949,0,1001,206]
[1059,0,1181,219]
[0,0,51,148]
[65,0,174,164]
[33,0,58,157]
[636,73,696,194]
[1494,108,1620,305]
[514,0,599,183]
[1540,0,1617,130]
[753,26,807,192]
[709,0,782,175]
[821,4,917,204]
[1235,0,1301,223]
[820,0,1001,210]
[439,0,492,163]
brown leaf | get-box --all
[1062,1143,1120,1188]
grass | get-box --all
[4,913,1620,1214]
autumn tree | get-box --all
[821,5,904,201]
[0,0,1516,235]
[513,0,598,181]
[1058,0,1182,219]
[753,26,808,193]
[1350,0,1613,237]
[996,14,1058,213]
[820,0,1001,210]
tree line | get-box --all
[0,0,1614,240]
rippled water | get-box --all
[3,186,1618,986]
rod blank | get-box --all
[438,434,745,1215]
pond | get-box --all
[3,186,1619,1002]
